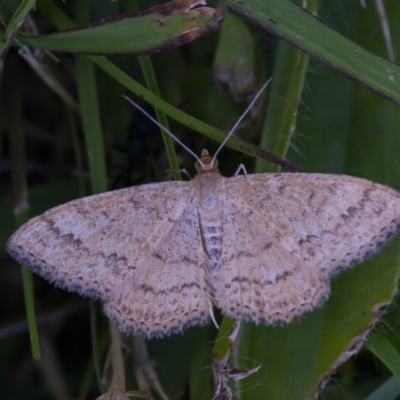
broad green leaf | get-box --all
[365,376,400,400]
[232,252,399,400]
[365,334,400,382]
[229,0,400,106]
[190,325,215,400]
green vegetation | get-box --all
[1,0,400,399]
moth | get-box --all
[7,83,400,338]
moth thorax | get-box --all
[195,149,219,173]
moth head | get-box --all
[195,149,219,173]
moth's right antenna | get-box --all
[212,77,273,163]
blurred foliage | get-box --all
[1,0,400,399]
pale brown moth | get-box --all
[7,82,400,338]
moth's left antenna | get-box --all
[122,96,204,166]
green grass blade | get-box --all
[75,54,107,194]
[17,1,222,55]
[3,0,36,39]
[4,55,40,361]
[254,37,311,173]
[74,0,108,392]
[20,265,40,360]
[0,0,36,59]
[138,55,181,179]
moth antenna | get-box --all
[212,77,273,163]
[122,96,204,167]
